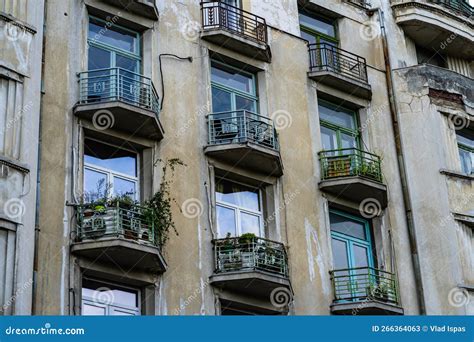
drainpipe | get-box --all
[369,7,426,314]
[32,0,47,315]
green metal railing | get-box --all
[207,110,279,150]
[213,237,289,277]
[330,267,400,304]
[77,67,160,116]
[319,148,383,182]
[75,202,159,247]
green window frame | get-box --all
[457,130,474,175]
[299,9,338,46]
[210,60,258,114]
[319,100,360,153]
[87,16,141,73]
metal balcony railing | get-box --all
[309,43,368,83]
[213,237,289,277]
[207,110,279,150]
[319,148,383,182]
[330,267,400,304]
[75,201,159,247]
[427,0,473,17]
[344,0,371,9]
[78,67,160,116]
[201,1,268,44]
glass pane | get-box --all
[82,302,106,316]
[113,177,136,198]
[299,12,335,38]
[240,212,261,236]
[235,95,256,112]
[217,205,237,238]
[321,126,337,151]
[330,212,367,241]
[110,308,136,316]
[457,130,474,148]
[88,46,111,71]
[116,54,138,73]
[211,62,254,94]
[300,29,317,44]
[331,238,349,270]
[459,148,473,174]
[352,244,370,269]
[215,179,260,211]
[84,168,108,201]
[319,103,356,130]
[89,20,137,54]
[212,87,232,113]
[84,139,137,177]
[341,133,357,149]
[82,283,138,307]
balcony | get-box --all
[308,43,372,99]
[391,0,473,59]
[74,68,164,141]
[318,148,387,207]
[209,237,291,298]
[200,2,271,62]
[71,202,167,273]
[101,0,159,20]
[330,267,404,315]
[204,111,283,176]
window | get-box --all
[83,139,139,201]
[299,10,337,46]
[88,17,141,73]
[215,178,263,238]
[82,279,140,316]
[330,210,374,300]
[211,60,258,113]
[457,129,474,175]
[319,100,359,154]
[416,44,446,68]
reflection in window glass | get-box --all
[299,12,336,38]
[211,62,254,94]
[216,179,259,211]
[88,20,137,53]
[330,212,366,241]
[216,205,237,237]
[457,130,474,175]
[319,103,355,129]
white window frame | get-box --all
[81,279,141,316]
[83,139,140,201]
[215,178,264,238]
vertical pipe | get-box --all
[373,8,426,314]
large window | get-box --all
[83,139,139,201]
[82,279,140,316]
[88,17,141,73]
[211,61,258,113]
[319,100,359,153]
[215,178,263,238]
[299,10,337,46]
[457,129,474,175]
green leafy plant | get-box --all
[238,233,257,245]
[143,158,186,247]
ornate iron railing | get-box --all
[207,110,279,150]
[308,43,368,83]
[77,67,160,116]
[201,1,268,44]
[427,0,472,16]
[213,237,289,277]
[319,148,383,182]
[75,201,159,247]
[330,267,400,304]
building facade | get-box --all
[0,0,472,316]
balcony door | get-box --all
[330,210,375,301]
[210,60,258,143]
[82,279,140,316]
[87,17,141,104]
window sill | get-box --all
[439,169,474,181]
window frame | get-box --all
[457,140,474,175]
[87,16,142,73]
[319,100,361,152]
[210,60,259,114]
[215,177,264,238]
[81,278,141,316]
[83,138,140,201]
[299,10,338,45]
